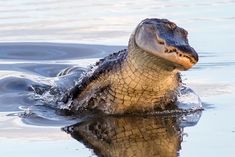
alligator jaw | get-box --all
[163,44,198,70]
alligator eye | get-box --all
[157,40,164,45]
[156,35,165,45]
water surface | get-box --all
[0,0,235,157]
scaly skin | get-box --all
[68,37,180,114]
[63,116,182,157]
[63,18,198,114]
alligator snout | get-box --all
[174,45,198,63]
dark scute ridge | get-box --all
[68,49,128,100]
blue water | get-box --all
[0,0,235,157]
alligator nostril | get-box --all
[179,54,182,57]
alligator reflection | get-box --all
[63,113,201,157]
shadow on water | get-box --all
[62,112,201,157]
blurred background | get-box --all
[0,0,234,52]
[0,1,235,157]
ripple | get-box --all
[0,43,124,60]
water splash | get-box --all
[176,85,202,127]
[7,58,203,127]
[177,85,202,110]
[31,72,203,114]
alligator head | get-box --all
[135,18,198,70]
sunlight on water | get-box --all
[0,0,234,52]
[0,0,235,157]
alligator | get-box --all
[62,18,198,114]
[63,115,183,157]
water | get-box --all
[0,0,235,157]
